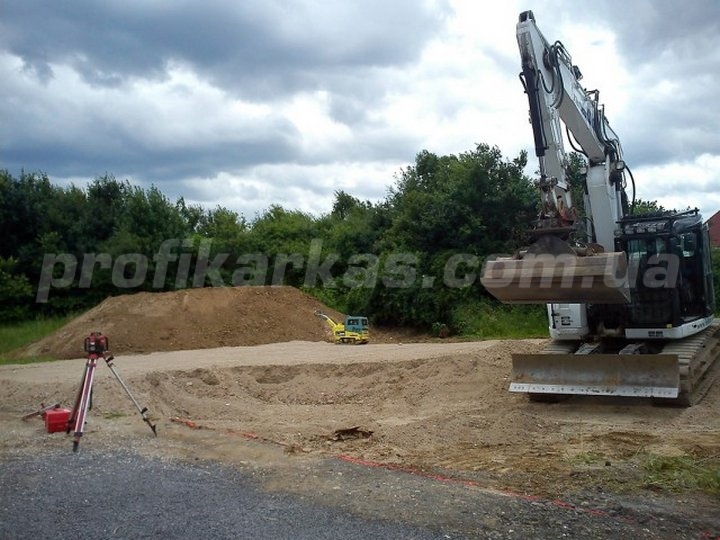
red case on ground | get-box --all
[44,408,71,433]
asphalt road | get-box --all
[0,449,441,540]
[2,446,718,540]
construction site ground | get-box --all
[1,287,719,537]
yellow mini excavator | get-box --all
[314,311,370,344]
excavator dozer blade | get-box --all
[480,251,630,304]
[510,353,680,398]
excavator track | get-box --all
[658,319,720,406]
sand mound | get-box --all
[19,286,356,359]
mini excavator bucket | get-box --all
[509,352,680,398]
[480,236,631,305]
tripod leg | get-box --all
[67,361,91,434]
[104,355,157,436]
[71,357,97,452]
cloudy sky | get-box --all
[2,0,719,221]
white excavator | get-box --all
[480,11,719,405]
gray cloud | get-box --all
[0,81,303,181]
[589,1,720,70]
[1,0,718,220]
[535,0,720,61]
[0,0,448,199]
[536,0,720,168]
[617,6,720,215]
[1,1,447,97]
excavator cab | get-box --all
[339,315,370,344]
[618,210,716,328]
[345,316,369,335]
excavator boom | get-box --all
[479,11,631,307]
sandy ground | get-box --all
[2,338,719,502]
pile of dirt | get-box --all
[17,286,388,359]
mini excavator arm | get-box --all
[314,310,346,343]
[314,310,341,331]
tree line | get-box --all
[1,144,539,327]
[2,143,718,329]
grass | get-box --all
[0,315,75,365]
[569,451,606,466]
[563,450,720,497]
[642,454,720,495]
[451,301,548,339]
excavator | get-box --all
[480,11,719,405]
[314,311,370,344]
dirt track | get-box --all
[2,338,719,502]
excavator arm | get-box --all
[481,10,630,306]
[314,310,340,329]
[516,10,627,248]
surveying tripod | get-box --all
[68,332,157,452]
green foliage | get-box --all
[0,314,76,363]
[250,205,318,255]
[197,206,247,248]
[384,145,536,254]
[0,143,550,335]
[0,257,33,322]
[642,454,720,495]
[566,152,587,220]
[249,205,321,286]
[632,198,668,216]
[364,144,536,328]
[449,300,547,339]
[118,184,189,250]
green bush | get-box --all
[450,300,547,339]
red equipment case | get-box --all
[44,408,71,433]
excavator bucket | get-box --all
[480,250,631,304]
[510,353,680,398]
